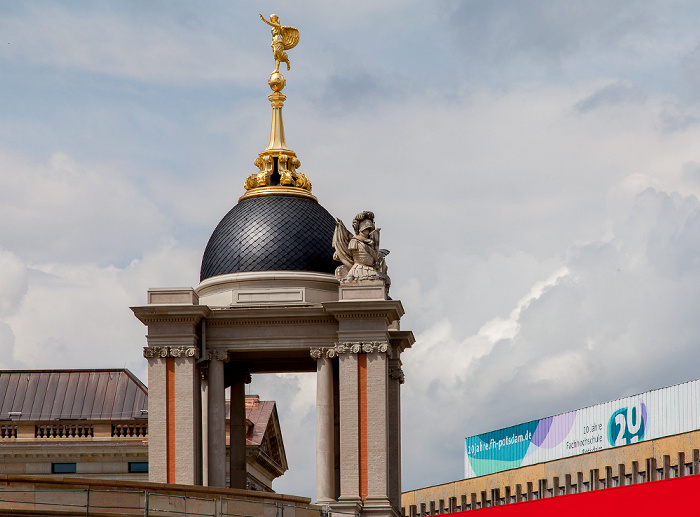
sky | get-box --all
[2,0,700,498]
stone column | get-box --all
[207,351,228,487]
[200,371,208,486]
[144,352,167,483]
[229,372,249,489]
[323,298,409,517]
[387,355,404,513]
[133,297,209,486]
[173,351,201,485]
[338,349,362,511]
[143,346,201,485]
[314,349,336,503]
[365,345,391,512]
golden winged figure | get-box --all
[260,14,300,73]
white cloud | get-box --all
[2,240,201,377]
[0,149,169,264]
[0,249,28,317]
[0,249,29,369]
[400,186,700,490]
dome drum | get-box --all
[196,270,339,307]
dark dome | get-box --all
[200,195,337,281]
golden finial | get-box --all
[240,15,312,202]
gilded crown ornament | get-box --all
[241,14,312,201]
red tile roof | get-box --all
[245,397,276,447]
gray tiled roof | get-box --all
[200,195,338,281]
[0,369,148,421]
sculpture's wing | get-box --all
[281,26,300,50]
[332,218,353,267]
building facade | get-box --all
[0,369,287,491]
[403,431,700,512]
[402,379,700,512]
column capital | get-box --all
[311,342,392,360]
[231,372,252,384]
[143,346,199,359]
[336,341,391,355]
[310,347,336,359]
[207,350,229,362]
[389,367,405,384]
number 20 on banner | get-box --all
[607,400,645,446]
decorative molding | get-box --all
[334,341,391,355]
[136,317,203,324]
[143,346,199,359]
[207,350,229,362]
[310,342,391,359]
[330,312,395,319]
[389,367,405,384]
[170,346,197,358]
[143,347,168,358]
[309,347,337,359]
[207,317,337,327]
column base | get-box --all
[329,499,361,517]
[328,498,398,517]
[362,498,399,517]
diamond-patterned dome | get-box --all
[200,195,337,281]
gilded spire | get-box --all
[241,15,313,201]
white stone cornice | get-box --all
[145,335,199,348]
[388,329,416,352]
[323,299,405,323]
[131,304,211,326]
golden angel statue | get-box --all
[332,211,390,284]
[260,14,300,73]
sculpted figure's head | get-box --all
[352,211,375,236]
[359,219,374,235]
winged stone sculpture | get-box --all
[260,14,300,73]
[333,211,390,285]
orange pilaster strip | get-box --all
[358,354,368,502]
[166,358,176,483]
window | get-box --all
[52,463,76,474]
[129,462,149,473]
